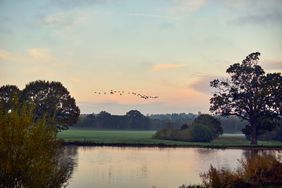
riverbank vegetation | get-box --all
[180,154,282,188]
[0,100,74,187]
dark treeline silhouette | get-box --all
[73,111,246,132]
[75,110,150,130]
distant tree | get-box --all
[192,114,223,138]
[180,124,189,130]
[210,52,282,145]
[126,110,149,129]
[0,85,20,112]
[0,80,80,130]
[96,111,112,128]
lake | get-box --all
[66,146,281,188]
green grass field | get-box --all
[58,129,282,148]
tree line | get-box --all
[74,111,246,132]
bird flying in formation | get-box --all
[93,90,159,100]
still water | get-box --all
[66,147,280,188]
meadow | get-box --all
[58,129,282,148]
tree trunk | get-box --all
[250,122,257,145]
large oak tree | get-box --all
[210,52,281,145]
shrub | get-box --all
[200,154,282,188]
[175,129,193,141]
[191,124,213,142]
[152,128,178,140]
[193,114,223,138]
[0,101,73,187]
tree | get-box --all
[192,114,223,138]
[126,110,149,129]
[180,124,189,130]
[191,124,213,142]
[0,85,20,112]
[210,52,282,145]
[96,111,112,128]
[0,100,74,187]
[0,80,80,130]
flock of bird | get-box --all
[93,90,159,100]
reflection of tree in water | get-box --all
[243,149,282,161]
[0,145,77,188]
[0,102,77,188]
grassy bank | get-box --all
[58,129,282,148]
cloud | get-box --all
[189,76,215,95]
[261,60,282,71]
[47,0,121,10]
[166,0,207,15]
[150,63,187,72]
[231,12,282,26]
[27,48,66,67]
[28,48,53,61]
[0,50,11,60]
[0,48,65,67]
[40,11,87,28]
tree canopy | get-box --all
[0,80,80,130]
[192,114,223,138]
[210,52,282,145]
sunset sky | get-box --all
[1,0,281,115]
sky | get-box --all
[0,0,281,115]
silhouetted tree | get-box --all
[0,80,80,130]
[210,52,282,145]
[180,124,190,130]
[0,85,20,112]
[126,110,150,129]
[96,111,112,128]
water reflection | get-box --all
[0,145,77,188]
[66,147,282,188]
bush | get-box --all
[175,129,193,141]
[152,128,178,140]
[193,114,223,138]
[191,124,214,142]
[259,126,282,141]
[0,101,73,187]
[153,124,213,142]
[200,154,282,188]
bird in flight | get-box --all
[93,90,159,100]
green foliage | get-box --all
[191,124,213,142]
[259,121,282,141]
[76,110,150,130]
[0,101,73,188]
[153,115,221,142]
[0,80,80,130]
[210,52,282,145]
[153,125,214,142]
[200,154,282,188]
[152,128,178,140]
[193,114,223,138]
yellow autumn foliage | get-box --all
[0,101,73,188]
